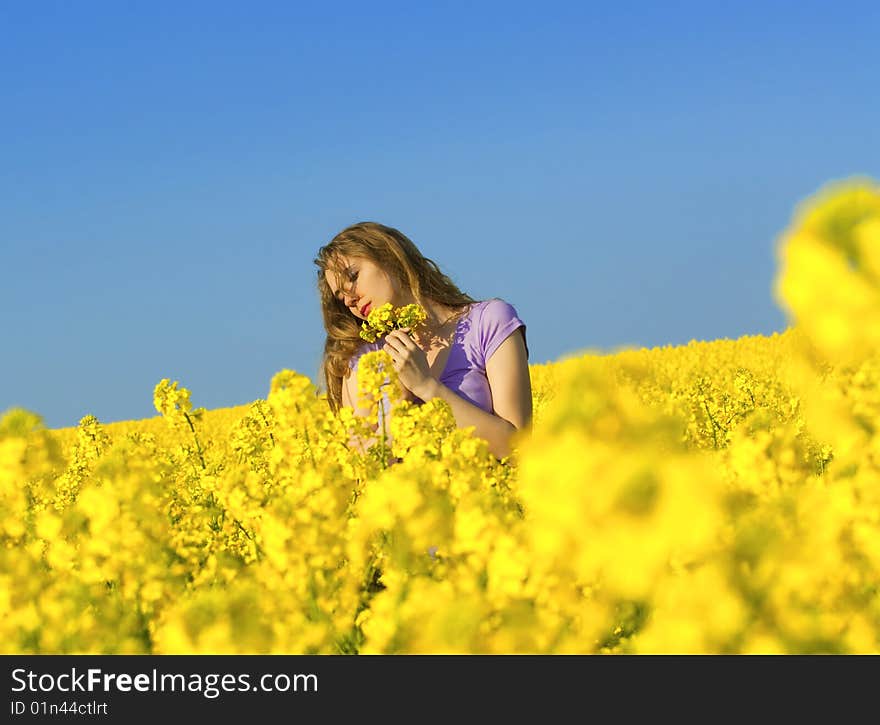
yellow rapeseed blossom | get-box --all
[775,178,880,365]
[359,303,427,343]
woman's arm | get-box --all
[414,330,532,459]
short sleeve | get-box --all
[478,298,528,364]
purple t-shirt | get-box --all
[349,298,528,415]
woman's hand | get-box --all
[383,328,436,400]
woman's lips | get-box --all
[360,303,371,316]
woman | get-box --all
[314,221,532,460]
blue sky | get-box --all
[2,0,878,429]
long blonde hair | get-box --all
[314,221,476,413]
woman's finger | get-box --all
[387,330,406,344]
[394,329,418,350]
[388,330,417,352]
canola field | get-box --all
[2,178,880,653]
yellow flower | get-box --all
[360,303,427,342]
[775,179,880,364]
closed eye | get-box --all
[334,268,358,302]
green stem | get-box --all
[703,401,719,449]
[379,399,387,469]
[294,402,317,469]
[256,404,276,446]
[182,411,206,470]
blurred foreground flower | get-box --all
[775,178,880,366]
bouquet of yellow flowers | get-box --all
[359,303,427,343]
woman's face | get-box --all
[324,255,406,321]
